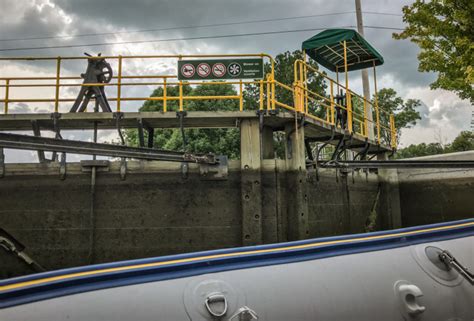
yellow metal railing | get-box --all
[0,53,396,148]
[292,59,397,148]
[0,54,274,114]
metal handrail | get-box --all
[0,54,274,114]
[292,59,396,148]
[0,53,396,148]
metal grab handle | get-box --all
[439,250,474,285]
[398,284,425,316]
[229,306,258,321]
[205,293,228,317]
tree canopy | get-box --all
[374,88,421,145]
[393,0,474,103]
[126,51,424,158]
[395,131,474,158]
[125,83,241,159]
[126,50,326,158]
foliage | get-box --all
[127,50,327,158]
[244,50,326,115]
[243,50,327,158]
[395,131,474,158]
[125,83,241,158]
[375,88,421,146]
[448,130,474,152]
[394,142,445,159]
[393,0,474,103]
[125,51,425,159]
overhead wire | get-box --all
[0,11,403,43]
[0,25,405,52]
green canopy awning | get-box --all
[302,29,384,72]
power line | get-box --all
[0,12,355,42]
[0,11,402,43]
[0,27,402,52]
[0,25,405,52]
[0,26,404,52]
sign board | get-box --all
[178,58,264,80]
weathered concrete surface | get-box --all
[0,160,383,278]
[2,150,472,279]
[398,151,474,227]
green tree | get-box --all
[395,142,444,159]
[446,130,474,152]
[127,50,327,159]
[395,130,474,158]
[375,88,421,146]
[244,50,326,115]
[393,0,474,103]
[126,83,241,158]
[243,50,327,158]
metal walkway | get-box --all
[0,111,392,155]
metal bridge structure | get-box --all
[1,30,474,278]
[0,51,396,166]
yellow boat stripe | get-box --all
[1,221,473,292]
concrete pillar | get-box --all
[261,126,274,159]
[284,122,309,241]
[377,153,402,229]
[240,119,263,245]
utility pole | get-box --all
[355,0,374,140]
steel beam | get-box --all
[0,132,216,164]
[319,160,474,169]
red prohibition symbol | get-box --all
[212,63,226,77]
[181,64,195,78]
[197,63,211,77]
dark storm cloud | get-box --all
[2,0,470,156]
[0,0,431,89]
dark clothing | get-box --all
[335,93,347,129]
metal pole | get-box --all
[373,62,381,144]
[54,57,61,113]
[4,79,9,114]
[117,56,122,112]
[343,40,352,133]
[355,0,374,140]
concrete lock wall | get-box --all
[0,160,390,279]
[397,151,474,227]
[0,116,472,278]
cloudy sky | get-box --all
[0,0,472,161]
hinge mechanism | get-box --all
[439,250,474,285]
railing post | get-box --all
[390,114,396,148]
[270,57,276,110]
[343,40,352,133]
[363,99,368,137]
[271,74,275,110]
[4,79,9,114]
[266,75,271,111]
[163,78,167,112]
[299,81,304,113]
[330,80,335,124]
[373,62,381,144]
[117,55,122,112]
[303,63,308,114]
[239,79,243,112]
[179,80,183,112]
[259,79,263,111]
[54,57,61,113]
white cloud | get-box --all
[399,87,472,147]
[1,0,472,161]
